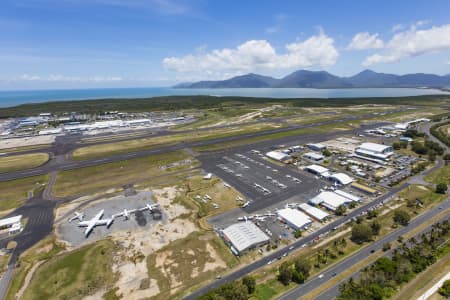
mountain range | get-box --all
[174,70,450,89]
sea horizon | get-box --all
[0,86,448,108]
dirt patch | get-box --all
[202,243,227,272]
[113,260,160,300]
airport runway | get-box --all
[279,197,450,300]
[0,108,407,182]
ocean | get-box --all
[0,87,448,108]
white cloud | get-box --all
[347,32,384,50]
[10,74,123,82]
[391,24,404,33]
[364,24,450,66]
[163,31,338,73]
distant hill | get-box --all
[188,73,279,88]
[176,69,450,89]
[275,70,352,88]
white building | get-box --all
[38,128,63,135]
[277,208,312,230]
[328,173,353,185]
[0,215,23,234]
[266,151,291,163]
[307,143,326,151]
[298,203,329,222]
[355,142,393,161]
[222,222,269,255]
[303,152,325,161]
[124,118,152,126]
[304,164,329,176]
[309,191,352,211]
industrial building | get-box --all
[277,208,312,230]
[334,190,361,202]
[304,164,329,176]
[222,222,269,255]
[355,142,394,161]
[328,173,353,185]
[306,143,326,151]
[266,151,292,163]
[309,191,353,211]
[0,215,23,234]
[298,203,330,222]
[303,152,325,161]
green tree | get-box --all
[393,209,411,226]
[351,223,373,244]
[335,205,347,216]
[278,262,292,285]
[294,230,302,238]
[439,279,450,297]
[436,183,448,194]
[242,276,256,294]
[371,220,381,235]
[392,142,401,150]
[294,258,311,278]
[367,209,378,219]
[291,270,305,284]
[322,149,332,157]
[382,242,391,251]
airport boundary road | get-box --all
[280,198,450,300]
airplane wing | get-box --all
[84,221,96,237]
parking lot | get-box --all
[199,149,325,213]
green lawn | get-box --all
[425,164,450,185]
[0,175,48,212]
[73,123,283,160]
[53,150,197,197]
[22,239,116,300]
[0,153,49,173]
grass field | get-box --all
[179,175,242,218]
[53,150,197,197]
[425,164,450,185]
[0,175,48,212]
[73,122,284,160]
[6,236,66,300]
[21,239,116,300]
[194,122,354,152]
[0,153,49,173]
[146,231,238,300]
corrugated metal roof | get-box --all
[222,222,269,253]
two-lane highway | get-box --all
[279,197,450,300]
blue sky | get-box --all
[1,0,450,89]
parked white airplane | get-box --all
[78,209,113,237]
[242,201,250,208]
[69,211,84,222]
[140,203,160,212]
[223,183,231,188]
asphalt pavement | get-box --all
[0,108,407,182]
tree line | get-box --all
[337,219,450,299]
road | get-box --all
[184,155,444,299]
[279,197,450,300]
[418,121,449,151]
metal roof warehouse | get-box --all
[298,203,330,221]
[222,222,269,255]
[277,208,312,230]
[309,191,353,211]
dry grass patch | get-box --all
[0,153,49,173]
